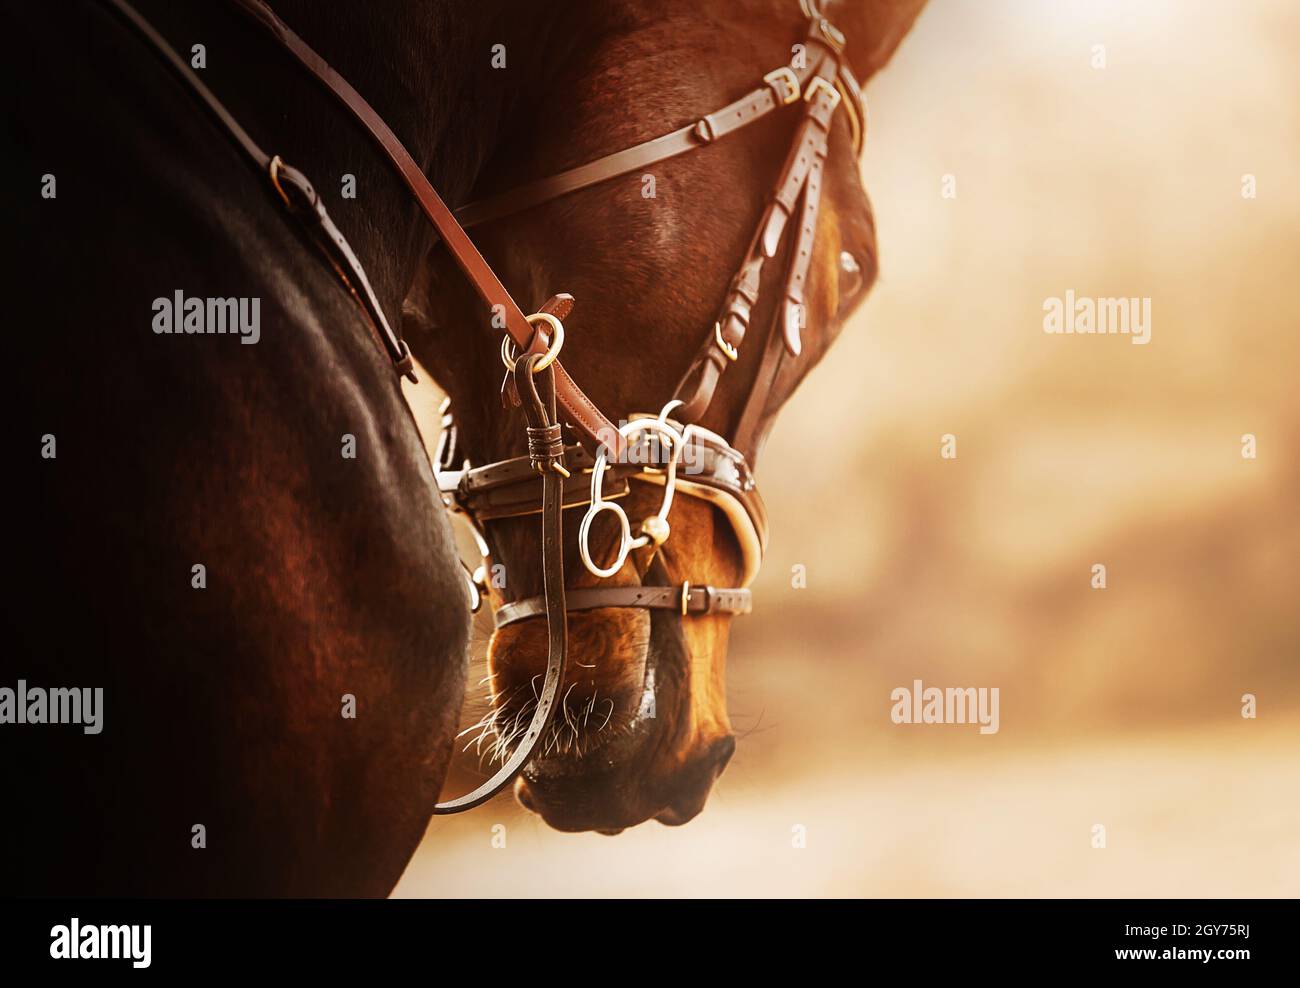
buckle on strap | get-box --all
[393,338,418,383]
[804,76,842,115]
[764,66,801,106]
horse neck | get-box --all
[206,0,559,325]
[250,1,469,319]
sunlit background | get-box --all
[396,0,1300,897]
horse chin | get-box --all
[488,605,733,833]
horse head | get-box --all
[408,0,924,832]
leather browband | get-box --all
[456,57,828,228]
[494,585,752,629]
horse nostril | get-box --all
[709,735,737,775]
[655,736,736,827]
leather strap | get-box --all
[780,153,824,357]
[439,441,635,521]
[433,355,568,813]
[454,59,821,228]
[729,72,837,455]
[673,53,842,433]
[228,0,622,454]
[436,424,759,526]
[101,0,415,381]
[271,159,416,379]
[495,584,752,629]
[446,22,857,445]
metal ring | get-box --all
[656,399,685,426]
[624,418,682,521]
[681,580,691,617]
[501,312,566,373]
[836,80,864,153]
[578,405,693,581]
[525,312,565,371]
[578,500,634,579]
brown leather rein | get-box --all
[101,0,862,813]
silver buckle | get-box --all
[804,76,842,114]
[764,66,801,106]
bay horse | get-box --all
[4,0,921,896]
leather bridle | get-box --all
[102,0,863,813]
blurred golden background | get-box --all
[396,0,1299,896]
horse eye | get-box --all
[838,250,863,298]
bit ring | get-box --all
[501,312,566,373]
